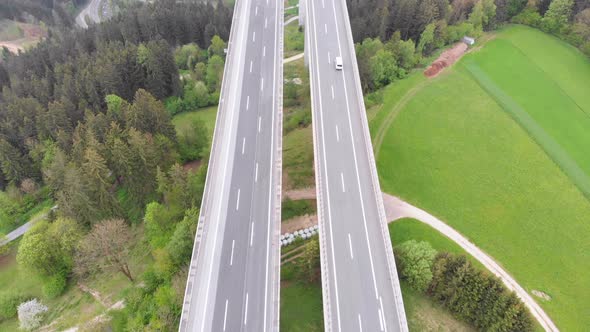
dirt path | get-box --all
[284,52,304,64]
[282,189,558,331]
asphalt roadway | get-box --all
[305,0,408,330]
[179,0,282,330]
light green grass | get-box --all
[0,20,23,41]
[375,25,590,330]
[172,106,218,136]
[461,25,590,198]
[280,261,323,332]
[284,23,303,58]
[283,126,315,189]
[400,281,474,332]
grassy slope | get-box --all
[375,26,590,330]
[462,25,590,196]
[280,262,323,332]
[171,106,218,134]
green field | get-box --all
[373,25,590,330]
[171,106,218,135]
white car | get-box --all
[335,56,343,70]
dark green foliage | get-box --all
[428,252,534,331]
[177,118,209,162]
[281,198,317,220]
[166,208,198,268]
[0,290,27,321]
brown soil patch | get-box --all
[0,22,47,54]
[283,187,316,200]
[281,214,317,234]
[183,159,202,172]
[424,42,468,78]
[0,252,14,268]
[532,290,552,301]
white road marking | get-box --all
[325,23,327,34]
[336,125,340,141]
[330,0,381,300]
[250,221,255,246]
[244,293,249,325]
[236,189,241,210]
[223,299,229,331]
[255,162,259,182]
[260,78,264,91]
[263,46,266,57]
[242,137,246,154]
[331,85,334,99]
[322,0,325,8]
[246,95,250,110]
[348,233,353,259]
[255,6,258,15]
[253,31,256,42]
[258,116,262,132]
[229,239,236,265]
[341,172,345,192]
[308,0,342,329]
[378,309,385,331]
[328,51,331,64]
[250,60,253,73]
[380,296,388,332]
[265,17,268,28]
[358,314,363,332]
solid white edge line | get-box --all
[196,0,248,327]
[223,299,229,331]
[330,0,380,300]
[309,0,342,329]
[347,233,353,259]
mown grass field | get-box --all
[373,25,590,330]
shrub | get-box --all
[17,299,48,331]
[42,273,67,299]
[281,198,316,220]
[512,9,543,28]
[394,240,437,292]
[0,290,26,320]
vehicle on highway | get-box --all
[335,56,343,70]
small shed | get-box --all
[462,36,475,46]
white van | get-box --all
[335,56,343,70]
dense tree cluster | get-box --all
[429,253,534,330]
[0,0,75,27]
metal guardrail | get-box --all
[271,0,285,328]
[336,0,408,329]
